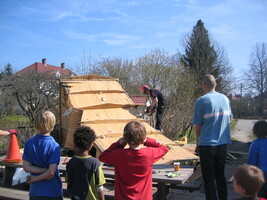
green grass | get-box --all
[0,115,30,128]
[0,115,33,156]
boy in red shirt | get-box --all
[99,120,169,200]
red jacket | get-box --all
[99,138,169,200]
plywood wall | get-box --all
[60,75,198,164]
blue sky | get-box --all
[0,0,266,75]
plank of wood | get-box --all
[0,187,29,200]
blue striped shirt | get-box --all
[193,91,232,146]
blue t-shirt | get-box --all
[193,91,232,146]
[22,134,62,197]
[248,138,267,180]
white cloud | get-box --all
[64,31,139,46]
[99,33,139,46]
[64,31,96,42]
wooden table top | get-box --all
[0,156,194,185]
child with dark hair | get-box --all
[99,120,169,200]
[66,126,106,200]
[233,164,266,200]
[248,120,267,198]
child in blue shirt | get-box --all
[23,110,63,200]
[248,120,267,198]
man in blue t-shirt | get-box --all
[193,74,232,200]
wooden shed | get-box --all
[59,75,198,164]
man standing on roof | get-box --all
[141,85,165,131]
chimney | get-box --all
[61,63,65,69]
[42,58,47,66]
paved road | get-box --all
[231,119,257,143]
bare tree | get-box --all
[135,49,175,93]
[74,53,100,76]
[243,42,267,116]
[3,71,60,121]
[88,57,140,94]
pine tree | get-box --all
[181,20,227,97]
[4,63,13,76]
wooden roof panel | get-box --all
[66,80,125,93]
[80,108,138,122]
[68,93,133,109]
[94,133,198,164]
[60,75,198,164]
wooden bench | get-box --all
[0,187,71,200]
[0,187,116,200]
[0,187,29,200]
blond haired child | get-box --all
[23,110,63,200]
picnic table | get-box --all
[0,156,194,200]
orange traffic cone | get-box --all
[3,134,23,163]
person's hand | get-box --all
[143,137,147,144]
[195,145,199,156]
[26,175,32,184]
[119,137,126,145]
[9,129,18,136]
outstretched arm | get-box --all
[0,130,10,136]
[0,129,19,136]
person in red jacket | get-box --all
[99,120,169,200]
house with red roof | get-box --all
[131,95,147,105]
[16,58,76,77]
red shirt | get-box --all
[99,138,169,200]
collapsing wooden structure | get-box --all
[59,75,198,164]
